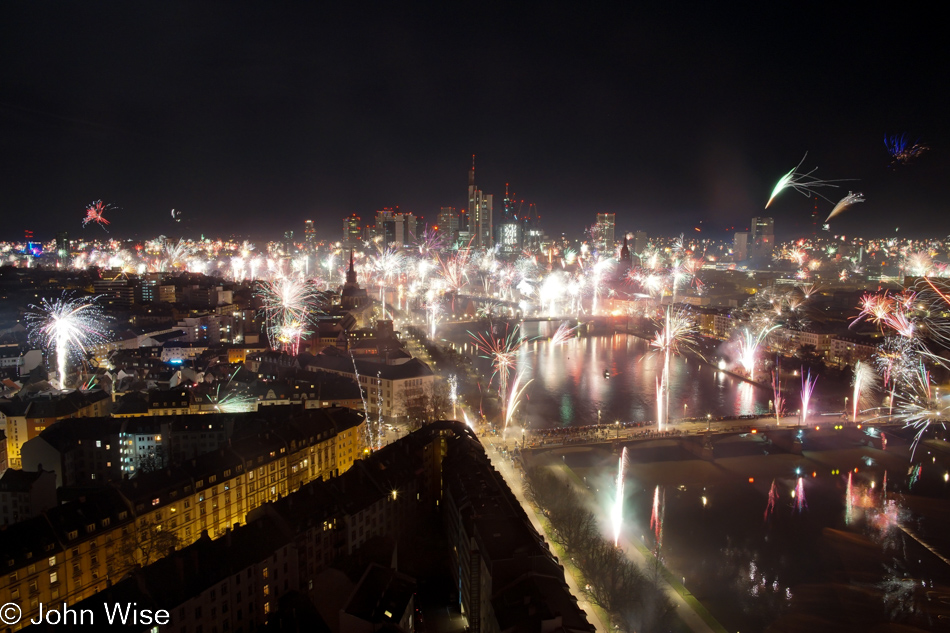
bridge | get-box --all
[517,418,911,462]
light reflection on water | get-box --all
[466,325,773,428]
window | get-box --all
[49,571,58,584]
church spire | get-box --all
[346,249,357,284]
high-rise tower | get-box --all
[593,213,616,252]
[750,216,775,263]
[466,156,493,249]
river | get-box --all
[445,320,847,430]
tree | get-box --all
[427,380,452,422]
[137,446,168,474]
[795,343,824,374]
[115,521,182,573]
[402,383,430,430]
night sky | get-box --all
[2,3,947,242]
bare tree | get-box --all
[115,521,182,573]
[137,446,167,474]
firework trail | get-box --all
[550,321,578,346]
[825,191,865,222]
[348,352,375,448]
[772,364,785,423]
[611,447,628,547]
[793,477,807,512]
[764,479,779,522]
[26,293,111,389]
[737,323,779,382]
[82,200,113,231]
[765,153,852,208]
[376,371,384,450]
[885,134,929,167]
[425,291,442,339]
[851,360,879,422]
[448,374,458,419]
[207,368,256,413]
[800,369,818,425]
[503,371,533,435]
[650,307,700,428]
[649,485,664,550]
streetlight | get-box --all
[706,413,712,431]
[598,409,602,426]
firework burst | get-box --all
[469,324,528,420]
[207,369,256,413]
[82,200,113,231]
[887,363,949,454]
[885,134,929,167]
[26,293,111,389]
[255,277,321,353]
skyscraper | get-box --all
[633,231,648,255]
[750,216,775,263]
[438,207,459,247]
[304,219,316,243]
[593,213,615,252]
[495,184,521,253]
[467,156,493,249]
[343,214,362,246]
[733,232,749,261]
[375,208,416,247]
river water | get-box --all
[444,322,950,631]
[448,321,846,430]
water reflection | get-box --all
[460,327,775,428]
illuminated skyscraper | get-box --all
[375,208,416,247]
[593,213,615,252]
[343,214,362,246]
[304,219,316,243]
[438,207,459,247]
[495,184,521,253]
[467,156,493,249]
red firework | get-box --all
[83,200,112,231]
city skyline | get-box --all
[2,4,948,242]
